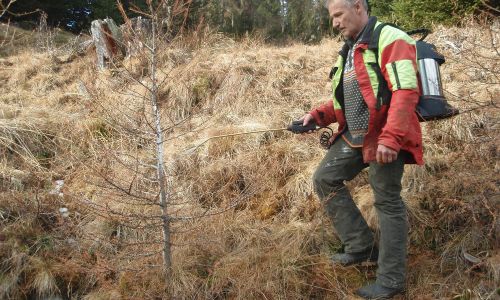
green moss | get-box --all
[326,240,343,254]
[87,119,115,139]
[32,235,55,254]
[192,75,213,106]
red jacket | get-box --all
[310,17,423,165]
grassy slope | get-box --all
[0,22,78,57]
[0,21,498,299]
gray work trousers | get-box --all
[313,138,408,289]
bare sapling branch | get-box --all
[0,0,16,20]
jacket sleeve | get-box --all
[309,101,336,127]
[378,89,419,152]
[377,33,420,152]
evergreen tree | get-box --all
[2,0,489,40]
[4,0,88,30]
[370,0,395,21]
[90,0,124,23]
[254,0,283,39]
[287,0,322,42]
[390,0,482,29]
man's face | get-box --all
[328,0,366,40]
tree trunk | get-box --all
[149,14,172,284]
[280,0,287,34]
[159,0,173,36]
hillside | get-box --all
[0,22,78,57]
[0,20,498,299]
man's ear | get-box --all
[354,0,363,13]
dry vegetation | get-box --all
[0,18,499,299]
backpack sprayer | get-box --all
[185,120,331,154]
[413,29,459,121]
[372,26,459,121]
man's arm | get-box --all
[377,30,420,160]
[308,101,337,127]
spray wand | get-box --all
[185,120,332,154]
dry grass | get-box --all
[0,21,79,57]
[0,20,498,299]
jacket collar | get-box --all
[358,16,378,44]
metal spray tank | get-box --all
[414,31,460,121]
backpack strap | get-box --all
[329,43,350,80]
[368,23,395,110]
[368,23,402,50]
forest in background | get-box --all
[1,0,498,42]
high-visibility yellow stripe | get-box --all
[386,59,418,91]
[378,25,416,50]
[332,56,343,110]
[362,50,380,100]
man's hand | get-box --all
[300,113,314,125]
[376,144,398,164]
[299,113,315,133]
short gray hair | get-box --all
[324,0,369,11]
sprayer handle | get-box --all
[287,120,317,134]
[407,28,431,41]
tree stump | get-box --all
[91,18,123,69]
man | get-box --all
[301,0,423,298]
